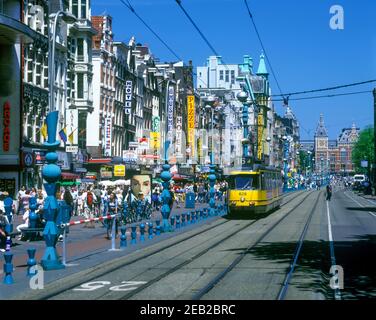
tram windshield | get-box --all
[231,175,259,190]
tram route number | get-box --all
[73,281,147,292]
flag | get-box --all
[68,128,77,144]
[59,127,67,143]
[40,122,47,140]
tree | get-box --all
[352,126,374,175]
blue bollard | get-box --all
[199,210,203,221]
[176,215,181,229]
[181,213,186,227]
[3,252,14,284]
[131,226,137,245]
[140,223,145,242]
[170,216,175,230]
[148,222,153,240]
[192,211,196,224]
[155,220,161,236]
[120,226,127,248]
[186,212,191,224]
[27,248,37,277]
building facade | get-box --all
[314,114,359,176]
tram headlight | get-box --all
[240,197,245,202]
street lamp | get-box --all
[282,135,289,191]
[40,10,76,271]
[266,136,271,166]
[205,96,217,216]
[237,91,252,168]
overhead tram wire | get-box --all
[244,0,285,99]
[273,90,372,102]
[174,0,231,72]
[271,79,376,98]
[119,0,209,88]
[120,0,182,61]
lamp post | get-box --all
[205,96,217,216]
[266,136,271,166]
[237,91,252,168]
[282,135,289,191]
[40,10,76,270]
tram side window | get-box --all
[234,175,259,190]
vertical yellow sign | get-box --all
[187,95,195,157]
[257,114,264,160]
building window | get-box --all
[231,70,235,84]
[225,70,229,82]
[77,73,84,99]
[340,149,347,163]
[219,70,224,80]
[72,0,78,17]
[43,58,48,89]
[35,54,42,86]
[81,0,87,19]
[77,38,84,61]
[27,50,33,83]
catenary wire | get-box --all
[271,79,376,97]
[273,90,372,101]
[244,0,285,99]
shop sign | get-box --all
[100,166,113,178]
[124,80,133,114]
[34,150,46,165]
[104,116,112,157]
[167,86,175,142]
[114,164,126,177]
[3,101,10,152]
[187,95,195,157]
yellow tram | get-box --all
[227,166,283,215]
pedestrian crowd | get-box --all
[0,179,228,248]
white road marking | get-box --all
[326,201,333,242]
[326,200,341,300]
[344,192,376,218]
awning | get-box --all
[60,172,80,180]
[87,158,112,164]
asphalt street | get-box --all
[3,189,376,300]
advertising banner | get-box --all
[167,86,175,142]
[150,132,160,149]
[130,174,151,202]
[65,108,78,145]
[125,80,133,115]
[187,95,195,157]
[175,116,183,157]
[257,114,264,160]
[104,116,112,157]
[114,164,126,177]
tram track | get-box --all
[14,190,305,300]
[110,191,313,300]
[191,191,319,300]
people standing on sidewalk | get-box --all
[106,192,119,239]
[83,187,96,228]
[93,184,102,218]
[16,205,30,240]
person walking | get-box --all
[106,192,119,239]
[326,184,332,201]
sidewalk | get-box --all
[0,201,217,299]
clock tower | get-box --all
[314,114,329,172]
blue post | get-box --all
[170,216,175,230]
[140,223,145,242]
[199,210,203,221]
[131,226,137,244]
[41,111,64,270]
[148,222,153,240]
[209,165,216,216]
[161,163,172,232]
[192,211,196,224]
[27,248,37,276]
[3,252,14,284]
[181,213,186,227]
[155,220,161,235]
[120,226,127,248]
[187,212,191,224]
[29,197,38,228]
[176,215,181,229]
[3,197,13,234]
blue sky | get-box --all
[92,0,376,140]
